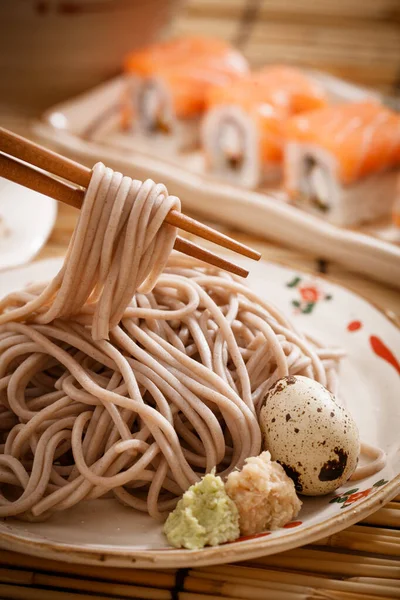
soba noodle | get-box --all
[0,163,180,341]
[0,165,384,522]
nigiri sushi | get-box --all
[123,37,248,153]
[285,101,400,227]
[202,66,327,188]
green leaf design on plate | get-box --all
[287,276,301,288]
[329,496,341,503]
[302,302,315,314]
[343,488,359,496]
[292,300,301,308]
[373,479,388,488]
[325,294,332,301]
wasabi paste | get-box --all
[163,471,240,549]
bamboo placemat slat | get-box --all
[0,551,176,587]
[313,526,400,556]
[172,0,400,94]
[184,0,400,22]
[361,503,400,527]
[173,16,400,82]
[0,568,172,599]
[242,552,400,578]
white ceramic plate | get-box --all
[0,257,399,568]
[32,75,400,290]
[0,178,57,270]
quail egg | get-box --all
[259,375,360,495]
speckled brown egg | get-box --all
[259,375,360,496]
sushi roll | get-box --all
[123,37,248,153]
[202,66,327,189]
[285,101,400,227]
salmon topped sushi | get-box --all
[201,66,327,188]
[123,36,248,153]
[285,101,400,226]
[249,65,327,114]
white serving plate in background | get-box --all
[0,257,399,568]
[32,74,400,290]
[0,178,57,270]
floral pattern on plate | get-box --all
[286,276,332,314]
[329,478,389,509]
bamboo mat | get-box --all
[0,496,399,599]
[171,0,400,95]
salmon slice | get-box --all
[252,65,327,113]
[125,36,248,120]
[286,101,400,185]
[150,65,248,120]
[207,66,327,115]
[205,66,327,164]
[125,36,245,77]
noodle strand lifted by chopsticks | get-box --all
[0,166,382,522]
[0,163,180,341]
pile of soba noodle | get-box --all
[0,164,382,522]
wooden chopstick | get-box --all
[0,127,261,262]
[0,127,89,189]
[174,237,248,277]
[0,152,81,208]
[0,152,249,278]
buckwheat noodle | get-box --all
[0,164,384,522]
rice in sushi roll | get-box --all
[285,101,400,227]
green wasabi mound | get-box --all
[163,471,240,549]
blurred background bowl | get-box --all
[0,0,183,114]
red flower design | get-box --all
[347,320,362,332]
[370,335,400,375]
[299,286,320,303]
[343,488,372,506]
[283,520,303,529]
